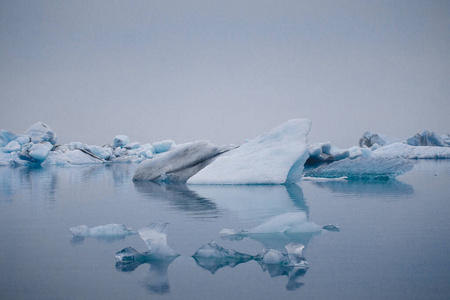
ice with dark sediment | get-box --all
[133,140,234,182]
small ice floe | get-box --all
[322,224,340,232]
[115,221,179,264]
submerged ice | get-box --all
[221,212,322,236]
[305,156,416,180]
[70,224,137,237]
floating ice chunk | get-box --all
[0,130,19,147]
[86,145,113,160]
[26,122,57,145]
[133,140,233,182]
[257,248,286,265]
[406,130,449,147]
[192,241,253,273]
[44,149,104,165]
[138,222,178,258]
[16,136,30,145]
[70,224,137,237]
[359,131,397,148]
[372,142,450,159]
[188,119,311,185]
[113,135,129,148]
[250,212,322,234]
[153,140,175,154]
[322,224,340,232]
[28,142,52,161]
[305,156,415,180]
[256,243,307,268]
[193,241,253,260]
[307,142,350,164]
[221,212,322,236]
[124,142,141,150]
[3,140,21,153]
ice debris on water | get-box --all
[192,241,254,273]
[137,222,179,258]
[70,224,137,237]
[115,221,179,265]
[322,224,340,232]
[192,241,308,275]
[221,212,322,236]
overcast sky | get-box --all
[1,0,449,147]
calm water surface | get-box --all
[0,161,449,299]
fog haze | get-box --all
[1,1,449,147]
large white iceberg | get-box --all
[187,119,311,185]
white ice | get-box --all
[113,135,130,148]
[138,222,178,258]
[70,224,137,237]
[152,140,175,154]
[26,122,57,145]
[188,119,311,185]
[372,142,450,159]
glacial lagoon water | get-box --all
[0,161,449,300]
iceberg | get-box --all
[306,142,350,164]
[113,135,130,148]
[137,222,179,258]
[304,156,416,180]
[0,130,19,147]
[256,243,307,268]
[26,122,57,145]
[192,241,254,274]
[359,131,398,148]
[70,224,137,237]
[28,142,53,161]
[152,140,175,154]
[133,140,233,182]
[372,142,450,159]
[221,212,322,236]
[406,130,450,147]
[187,119,311,185]
[3,140,21,153]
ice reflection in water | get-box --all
[310,178,414,198]
[115,256,178,295]
[133,182,318,291]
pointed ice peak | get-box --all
[138,221,178,257]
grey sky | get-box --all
[1,0,449,147]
